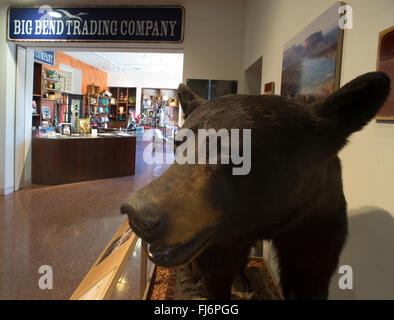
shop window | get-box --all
[59,67,72,93]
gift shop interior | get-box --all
[32,51,184,138]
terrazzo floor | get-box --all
[0,161,170,300]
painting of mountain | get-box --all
[281,2,344,103]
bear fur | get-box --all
[121,72,390,299]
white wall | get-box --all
[0,4,16,195]
[243,0,394,299]
[181,1,244,89]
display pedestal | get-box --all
[70,219,138,300]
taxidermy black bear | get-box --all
[121,72,390,299]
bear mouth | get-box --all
[147,226,217,267]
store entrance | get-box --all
[17,47,184,190]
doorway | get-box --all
[15,46,184,191]
[244,56,262,95]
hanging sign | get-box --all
[7,6,184,43]
[34,50,55,66]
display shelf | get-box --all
[141,87,179,127]
[43,77,64,81]
[85,88,122,128]
[32,62,66,127]
[107,86,137,127]
[43,88,62,91]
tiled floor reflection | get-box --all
[0,161,170,300]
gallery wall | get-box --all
[243,0,394,299]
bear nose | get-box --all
[121,201,160,235]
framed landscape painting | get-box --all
[376,26,394,120]
[281,2,344,103]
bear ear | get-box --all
[177,83,206,118]
[313,71,390,150]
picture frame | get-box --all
[61,123,72,136]
[280,2,344,103]
[32,100,37,114]
[41,106,51,120]
[168,98,178,107]
[264,82,275,95]
[375,26,394,120]
[77,118,91,134]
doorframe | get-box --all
[15,45,34,192]
[14,45,184,192]
[244,56,263,95]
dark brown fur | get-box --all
[121,72,390,299]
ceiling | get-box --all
[62,51,184,73]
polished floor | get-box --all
[0,161,170,300]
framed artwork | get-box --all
[376,26,394,120]
[32,100,37,114]
[61,123,72,136]
[280,2,344,103]
[264,82,275,95]
[41,106,51,120]
[77,118,91,134]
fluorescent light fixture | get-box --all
[48,11,62,18]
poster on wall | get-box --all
[280,2,344,103]
[7,6,184,43]
[376,26,394,120]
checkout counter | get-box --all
[32,131,143,185]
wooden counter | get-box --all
[32,134,136,185]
